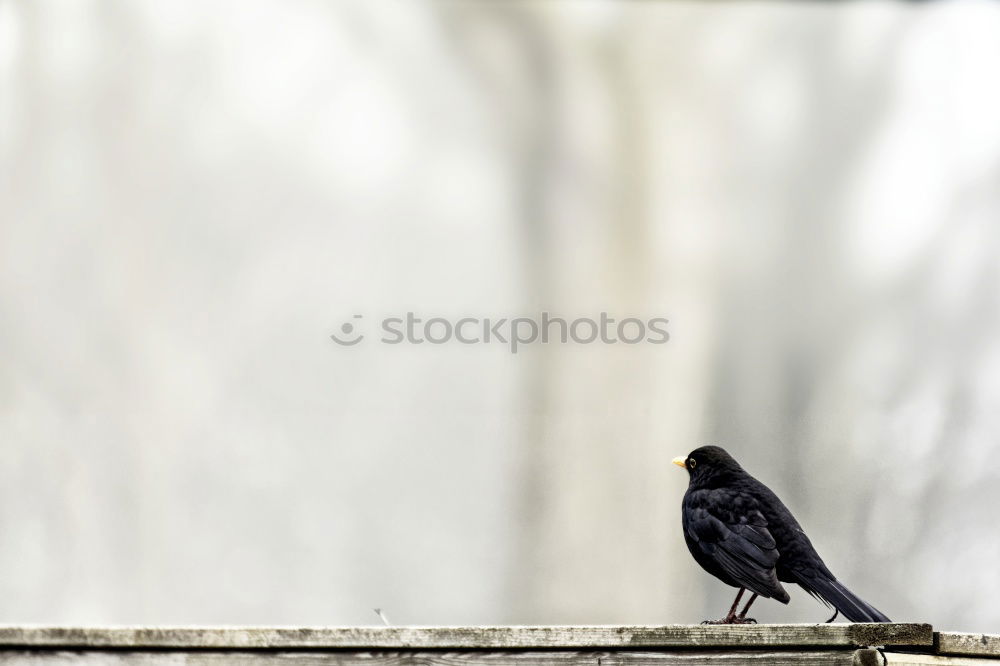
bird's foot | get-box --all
[701,616,758,625]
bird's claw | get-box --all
[701,616,757,625]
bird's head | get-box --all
[672,445,743,485]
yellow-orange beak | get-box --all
[672,456,687,469]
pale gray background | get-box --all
[2,0,1000,633]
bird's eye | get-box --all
[688,459,697,469]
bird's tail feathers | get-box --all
[792,572,891,623]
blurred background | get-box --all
[2,0,1000,633]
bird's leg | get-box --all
[726,588,746,620]
[702,588,745,624]
[826,609,839,623]
[734,593,759,624]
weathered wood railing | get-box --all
[0,624,997,664]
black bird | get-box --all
[674,446,890,624]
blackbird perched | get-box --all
[673,446,890,624]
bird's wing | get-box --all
[684,492,788,600]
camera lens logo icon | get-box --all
[330,315,364,346]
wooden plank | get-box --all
[883,652,1000,665]
[0,649,869,665]
[936,633,1000,657]
[0,625,932,650]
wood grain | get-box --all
[0,649,869,665]
[935,632,1000,657]
[882,651,1000,665]
[0,625,933,650]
